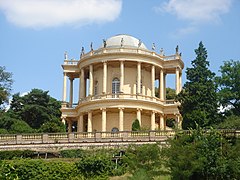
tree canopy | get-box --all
[0,89,65,133]
[0,66,13,110]
[176,42,219,129]
[216,60,240,116]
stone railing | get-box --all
[62,47,181,65]
[0,130,239,146]
[62,93,176,108]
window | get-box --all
[112,78,120,94]
[111,127,119,133]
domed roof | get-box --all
[101,34,147,49]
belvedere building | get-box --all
[61,34,184,133]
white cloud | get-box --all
[159,0,232,23]
[0,0,122,29]
[156,0,232,37]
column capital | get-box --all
[100,108,106,111]
[102,60,108,64]
[137,108,142,111]
[118,107,124,110]
[69,77,74,81]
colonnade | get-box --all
[66,107,181,133]
[62,61,182,106]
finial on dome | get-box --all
[138,39,142,48]
[90,42,93,51]
[103,39,107,48]
[152,43,156,51]
[175,45,179,55]
[120,38,124,47]
[80,47,85,58]
[64,51,68,60]
[160,48,164,56]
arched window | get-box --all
[112,78,120,94]
[111,127,119,133]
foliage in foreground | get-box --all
[164,126,240,180]
[0,159,79,180]
[123,144,166,179]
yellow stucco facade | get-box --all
[61,34,184,133]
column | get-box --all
[77,114,83,132]
[175,67,180,94]
[78,73,81,101]
[62,72,67,102]
[69,77,74,107]
[87,111,92,132]
[159,114,164,130]
[120,61,124,92]
[163,73,166,100]
[137,62,141,94]
[137,108,142,126]
[103,62,107,94]
[80,68,85,98]
[151,65,155,97]
[61,117,66,125]
[179,72,182,92]
[101,108,106,132]
[151,111,155,130]
[89,65,93,96]
[160,69,164,100]
[119,108,124,131]
[68,120,72,133]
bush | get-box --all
[132,119,140,131]
[0,150,34,160]
[216,115,240,129]
[0,159,80,180]
[123,144,165,179]
[0,128,8,134]
[60,149,85,158]
[164,126,240,179]
[75,153,116,178]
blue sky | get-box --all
[0,0,239,102]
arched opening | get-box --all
[111,127,119,133]
[112,77,120,97]
[112,78,120,94]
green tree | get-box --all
[155,87,175,100]
[132,119,140,131]
[164,126,240,180]
[0,66,13,110]
[216,60,240,116]
[9,89,64,132]
[176,42,219,129]
[166,87,176,100]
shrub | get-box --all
[75,153,115,178]
[123,144,165,178]
[60,149,85,158]
[0,159,80,180]
[0,150,34,160]
[132,119,140,131]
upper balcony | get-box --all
[61,93,178,109]
[63,47,183,66]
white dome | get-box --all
[101,34,147,49]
